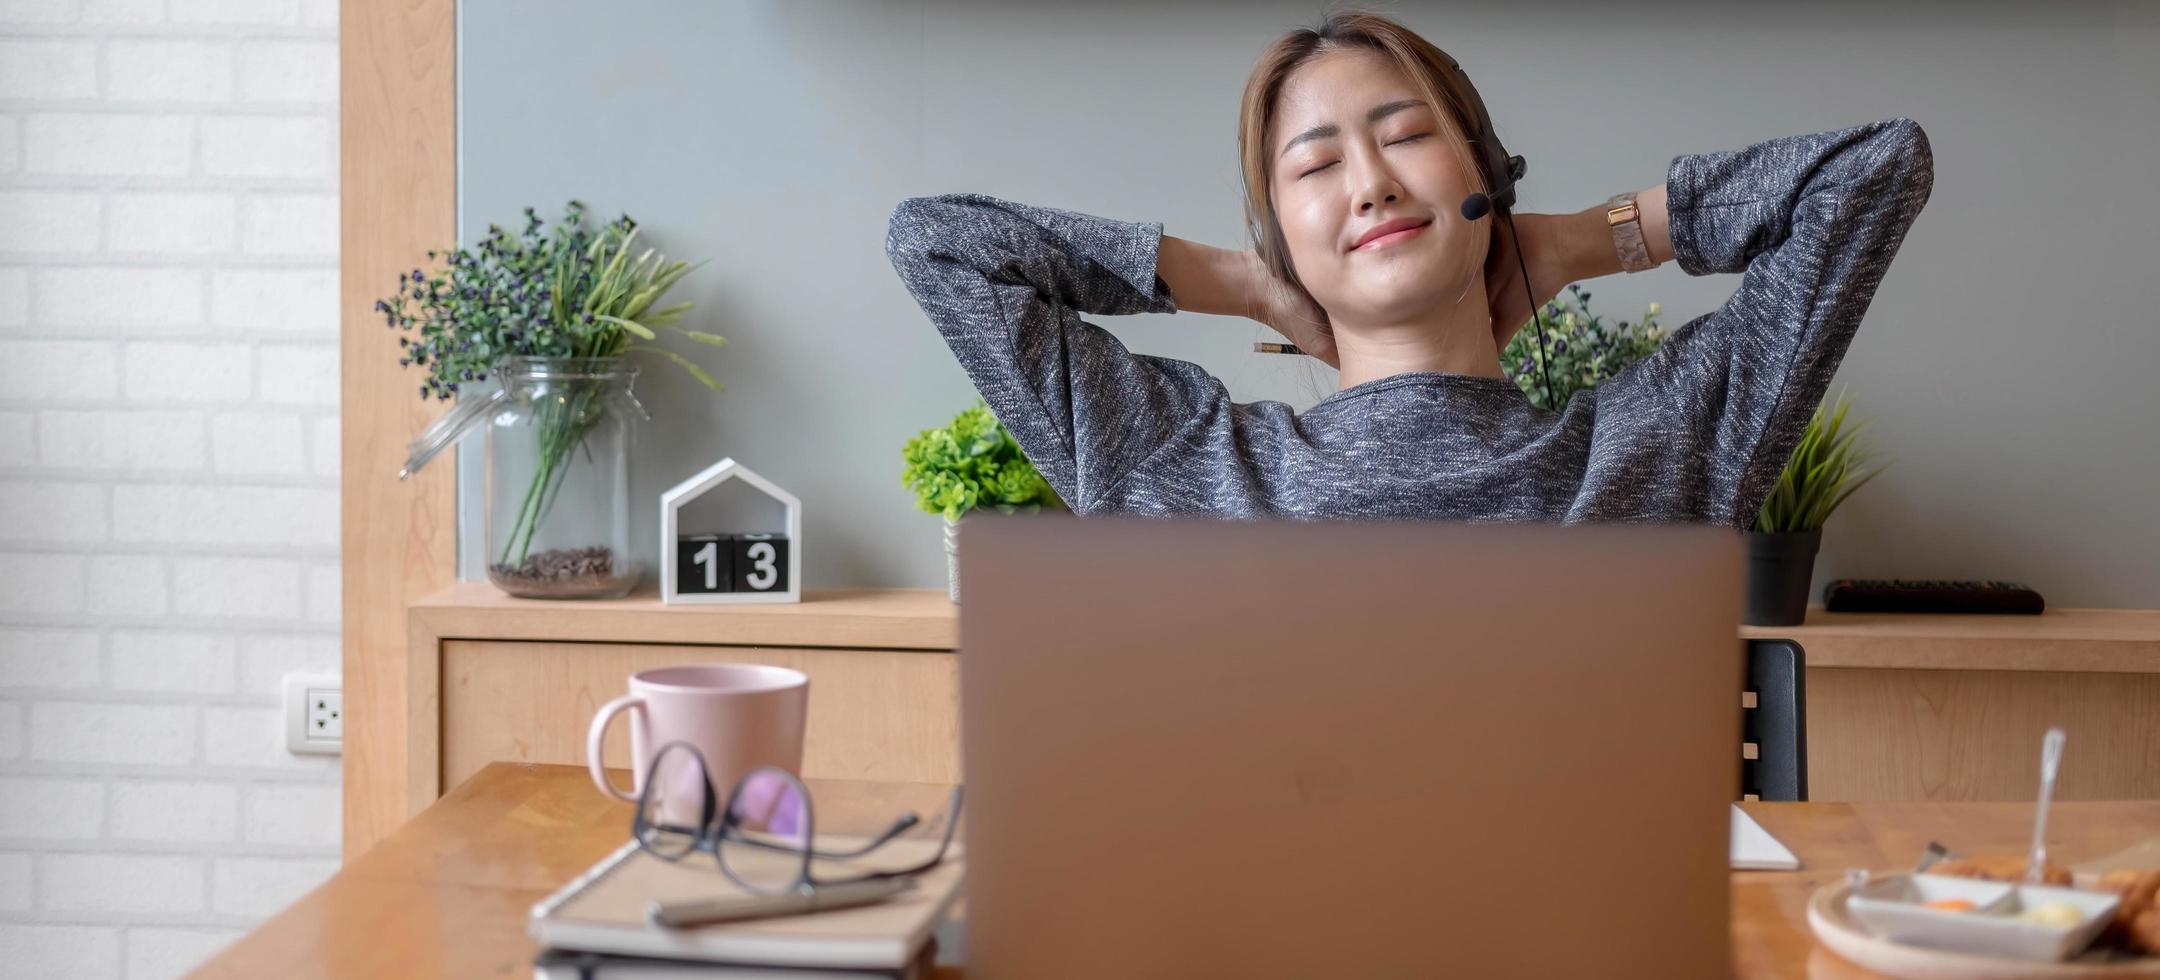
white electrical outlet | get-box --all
[284,673,343,756]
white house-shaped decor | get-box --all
[660,457,802,604]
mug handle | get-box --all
[587,694,645,802]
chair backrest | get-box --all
[1743,639,1808,802]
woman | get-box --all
[884,10,1933,528]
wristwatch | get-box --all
[1604,192,1656,273]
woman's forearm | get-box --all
[1158,234,1258,318]
[1543,183,1674,283]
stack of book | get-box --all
[529,838,963,979]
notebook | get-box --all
[532,945,937,979]
[1730,804,1801,870]
[530,836,964,971]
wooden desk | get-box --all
[211,763,957,978]
[215,762,2160,978]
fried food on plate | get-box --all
[2096,869,2160,954]
[1931,855,2071,886]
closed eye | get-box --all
[1295,133,1431,179]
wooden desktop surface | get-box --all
[210,762,2160,978]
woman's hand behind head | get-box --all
[1245,250,1340,368]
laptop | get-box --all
[955,514,1742,979]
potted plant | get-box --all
[900,401,1063,602]
[1501,284,1669,411]
[1747,390,1884,625]
[383,201,726,599]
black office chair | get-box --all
[1742,639,1807,802]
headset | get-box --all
[1256,50,1556,409]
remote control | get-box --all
[1822,579,2045,615]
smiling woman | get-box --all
[1244,44,1504,385]
[883,8,1933,527]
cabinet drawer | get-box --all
[440,640,959,793]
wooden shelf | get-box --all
[1742,606,2160,673]
[410,583,2160,672]
[411,580,957,651]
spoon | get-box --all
[2025,727,2067,885]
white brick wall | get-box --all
[0,40,99,100]
[109,192,237,254]
[26,114,195,176]
[39,268,204,331]
[39,410,207,471]
[0,924,122,978]
[0,2,341,977]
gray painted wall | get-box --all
[456,0,2160,605]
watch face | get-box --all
[1607,203,1638,224]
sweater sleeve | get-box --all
[884,192,1226,511]
[1588,117,1935,527]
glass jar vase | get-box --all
[482,356,644,598]
[399,355,648,600]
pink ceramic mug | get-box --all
[586,664,810,805]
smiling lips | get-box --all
[1351,217,1432,252]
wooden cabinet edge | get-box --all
[407,583,958,651]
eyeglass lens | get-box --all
[634,742,714,860]
[717,767,814,893]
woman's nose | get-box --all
[1355,163,1403,213]
[1358,190,1398,213]
[1347,140,1405,213]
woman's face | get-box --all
[1269,48,1486,326]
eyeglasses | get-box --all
[631,740,963,897]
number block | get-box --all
[659,457,802,604]
[676,534,734,594]
[732,533,790,594]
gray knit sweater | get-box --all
[884,118,1933,527]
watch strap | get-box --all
[1605,192,1655,273]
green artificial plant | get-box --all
[1500,284,1669,411]
[901,402,1063,521]
[376,201,725,568]
[1752,389,1884,534]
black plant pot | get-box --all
[1745,529,1822,626]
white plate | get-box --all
[1810,877,2160,978]
[1847,875,2117,962]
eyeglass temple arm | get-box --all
[816,787,966,885]
[839,785,962,860]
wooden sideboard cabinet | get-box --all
[352,582,958,856]
[349,586,2160,858]
[1742,608,2160,803]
